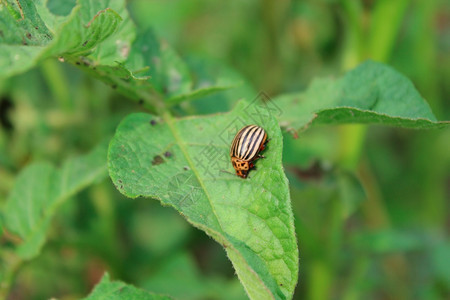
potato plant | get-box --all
[0,1,449,299]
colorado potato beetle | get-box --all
[230,125,268,178]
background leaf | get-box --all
[1,0,449,299]
[141,252,247,300]
[108,100,298,299]
[0,0,238,109]
[0,0,53,46]
[276,61,449,131]
[2,141,108,259]
[83,273,172,300]
[0,0,125,78]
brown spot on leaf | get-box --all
[150,120,157,126]
[164,151,172,158]
[85,8,112,27]
[152,155,165,166]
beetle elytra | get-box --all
[230,125,268,178]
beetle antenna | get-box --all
[220,170,234,175]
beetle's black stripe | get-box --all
[237,125,259,158]
[233,125,255,158]
[230,124,268,177]
[230,125,250,156]
[243,127,266,160]
[230,125,267,161]
[240,126,260,159]
[230,125,252,157]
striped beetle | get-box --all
[230,125,268,178]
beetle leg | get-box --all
[257,154,266,159]
[260,141,268,151]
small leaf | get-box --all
[0,0,53,77]
[352,229,425,253]
[185,56,257,115]
[0,0,125,78]
[83,273,172,300]
[43,3,123,57]
[108,100,298,299]
[0,0,53,46]
[165,55,244,106]
[0,45,45,79]
[141,252,247,300]
[276,61,449,131]
[78,0,136,64]
[46,0,77,16]
[0,1,236,109]
[3,142,108,259]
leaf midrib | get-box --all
[161,110,276,300]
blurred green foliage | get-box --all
[0,0,449,299]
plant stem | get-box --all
[340,0,364,71]
[338,0,368,170]
[309,260,332,300]
[357,159,390,229]
[342,256,370,300]
[368,0,411,62]
[41,59,73,111]
[0,252,22,300]
[357,159,411,299]
[260,0,289,94]
[337,124,368,170]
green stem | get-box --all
[338,0,411,170]
[340,0,364,70]
[309,260,332,300]
[342,256,370,300]
[0,252,22,300]
[357,159,389,229]
[260,0,289,93]
[40,59,73,111]
[406,0,441,118]
[338,1,368,170]
[337,124,368,170]
[357,159,410,298]
[368,0,411,62]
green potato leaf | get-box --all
[276,61,449,131]
[141,253,247,300]
[0,0,125,78]
[83,273,172,300]
[108,100,298,299]
[0,1,237,108]
[2,142,108,259]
